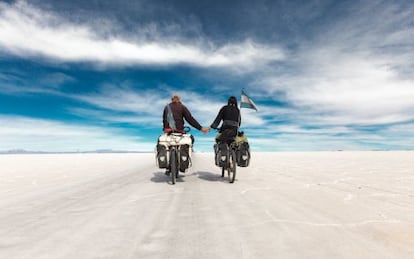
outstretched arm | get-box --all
[182,106,202,130]
[210,107,224,129]
[182,105,209,134]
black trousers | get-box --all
[215,128,238,144]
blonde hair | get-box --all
[171,94,181,103]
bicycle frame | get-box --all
[162,133,192,184]
[219,141,237,183]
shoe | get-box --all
[165,170,170,176]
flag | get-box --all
[240,90,258,111]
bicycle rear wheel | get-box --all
[228,149,237,183]
[170,148,178,184]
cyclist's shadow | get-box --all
[150,171,186,184]
[196,171,226,182]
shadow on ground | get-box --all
[150,171,186,185]
[195,171,226,182]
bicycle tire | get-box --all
[221,166,225,177]
[228,149,237,183]
[170,148,178,184]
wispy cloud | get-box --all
[61,85,216,130]
[73,86,167,115]
[67,107,160,128]
[0,68,75,96]
[67,84,268,132]
[0,115,152,152]
[0,1,284,68]
[254,1,414,128]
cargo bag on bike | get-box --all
[156,144,168,168]
[215,143,228,167]
[236,142,250,167]
[179,144,191,172]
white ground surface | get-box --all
[0,151,413,259]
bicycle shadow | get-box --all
[196,171,227,182]
[150,171,186,185]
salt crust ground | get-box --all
[0,151,413,259]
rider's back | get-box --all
[163,102,202,131]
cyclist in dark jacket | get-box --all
[210,96,241,143]
[163,95,209,134]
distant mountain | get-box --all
[0,149,47,154]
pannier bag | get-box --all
[215,143,228,167]
[236,142,250,167]
[234,131,250,167]
[156,133,193,170]
[156,144,168,168]
[179,144,191,172]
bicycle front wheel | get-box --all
[228,149,237,183]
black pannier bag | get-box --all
[179,144,190,172]
[215,142,228,167]
[156,144,168,169]
[236,142,250,167]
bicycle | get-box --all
[215,139,237,183]
[158,127,192,185]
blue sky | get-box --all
[0,0,413,152]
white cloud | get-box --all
[239,110,266,126]
[69,86,219,127]
[259,70,414,126]
[73,86,167,115]
[0,68,75,95]
[303,55,412,124]
[256,2,414,127]
[66,107,160,127]
[0,1,284,68]
[69,85,266,132]
[0,115,152,152]
[38,72,76,88]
